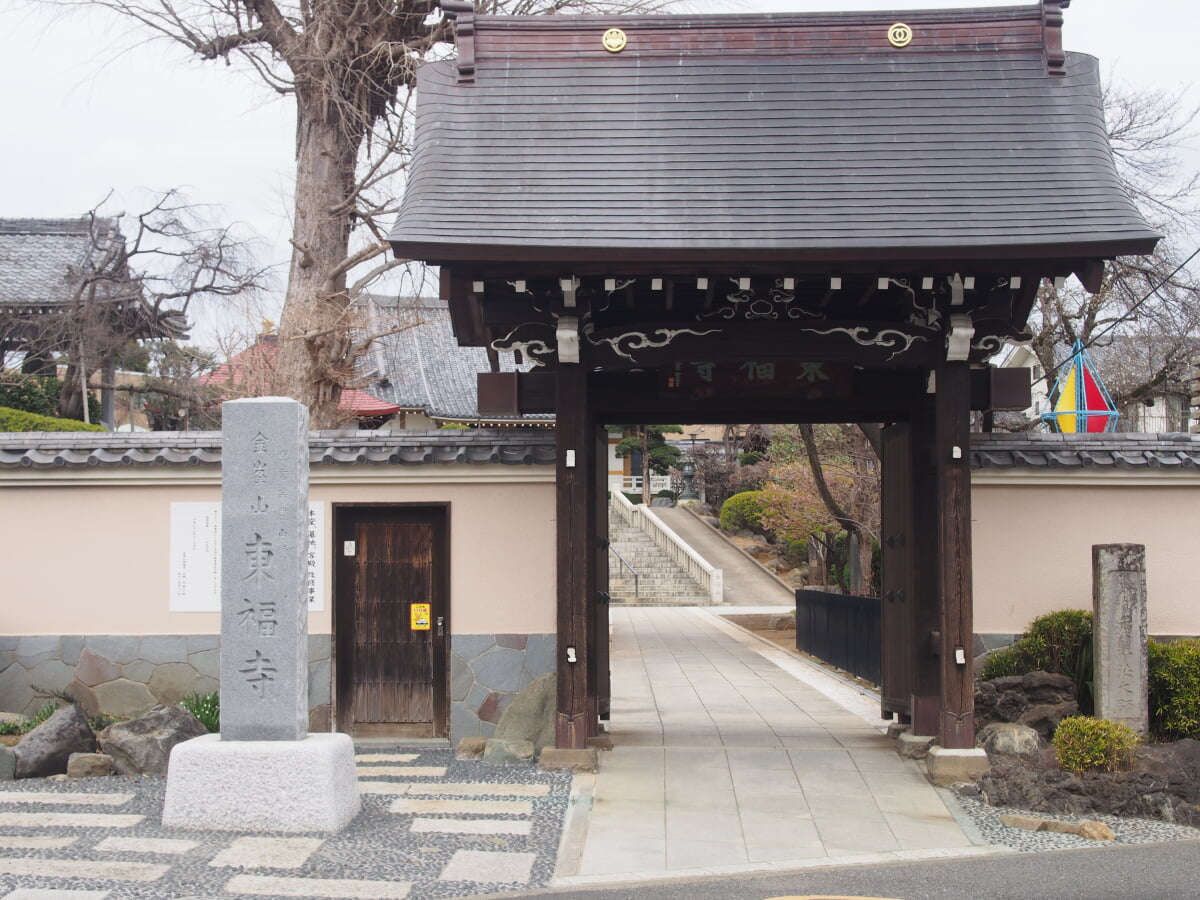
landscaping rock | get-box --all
[978,722,1044,759]
[13,705,95,778]
[998,813,1115,841]
[67,752,114,778]
[456,737,487,760]
[0,746,14,780]
[97,704,206,775]
[974,671,1078,741]
[483,738,534,766]
[978,740,1200,826]
[492,672,555,754]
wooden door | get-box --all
[335,506,448,737]
[880,424,916,720]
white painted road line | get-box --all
[222,874,412,898]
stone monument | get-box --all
[1092,543,1149,736]
[163,398,360,832]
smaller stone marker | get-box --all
[1092,543,1149,736]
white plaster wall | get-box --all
[973,478,1200,637]
[2,471,555,637]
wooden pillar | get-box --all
[594,425,612,721]
[909,394,942,737]
[555,363,597,748]
[934,361,975,748]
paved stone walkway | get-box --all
[555,606,991,886]
[0,748,570,899]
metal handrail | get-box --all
[609,491,723,604]
[608,544,639,597]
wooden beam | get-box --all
[934,361,976,749]
[555,363,595,749]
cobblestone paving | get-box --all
[0,748,571,900]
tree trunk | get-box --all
[275,93,361,428]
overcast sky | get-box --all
[1,1,1196,344]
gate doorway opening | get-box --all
[333,505,449,738]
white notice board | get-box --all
[169,502,326,612]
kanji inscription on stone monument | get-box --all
[219,398,310,740]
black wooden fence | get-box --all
[794,589,881,686]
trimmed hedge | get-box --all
[0,406,106,432]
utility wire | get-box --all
[1027,243,1200,392]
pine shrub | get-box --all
[1052,715,1138,774]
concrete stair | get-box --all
[607,504,710,606]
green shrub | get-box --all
[979,645,1026,680]
[719,490,764,533]
[179,691,219,733]
[0,406,106,432]
[977,609,1094,711]
[1148,638,1200,741]
[782,538,809,568]
[1052,716,1138,774]
[0,375,60,417]
[738,450,765,466]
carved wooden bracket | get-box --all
[1043,0,1070,77]
[442,0,476,83]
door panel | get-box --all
[335,507,447,737]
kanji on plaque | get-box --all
[662,360,853,400]
[411,603,432,631]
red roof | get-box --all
[202,336,400,417]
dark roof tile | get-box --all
[972,433,1200,470]
[391,11,1158,263]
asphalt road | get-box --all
[497,840,1200,900]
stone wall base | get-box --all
[163,733,360,832]
[450,634,555,743]
[0,635,331,725]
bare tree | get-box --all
[1026,82,1200,422]
[41,0,672,425]
[0,191,265,421]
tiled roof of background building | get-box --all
[361,297,551,424]
[971,432,1200,469]
[0,217,121,307]
[0,430,556,469]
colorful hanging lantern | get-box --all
[1041,340,1119,433]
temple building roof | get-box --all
[390,3,1158,271]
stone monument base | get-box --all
[163,733,360,833]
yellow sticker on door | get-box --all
[411,603,432,631]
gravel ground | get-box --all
[945,791,1200,853]
[0,747,572,900]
